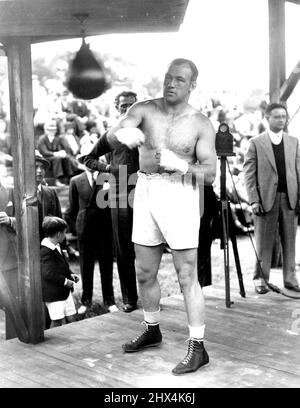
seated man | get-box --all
[37,117,76,186]
[59,121,84,174]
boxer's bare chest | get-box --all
[141,109,198,157]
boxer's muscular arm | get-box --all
[190,116,217,186]
[107,103,144,149]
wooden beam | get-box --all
[0,0,188,39]
[5,38,44,344]
[285,0,300,5]
[280,59,300,101]
[269,0,286,102]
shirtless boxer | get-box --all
[107,58,217,375]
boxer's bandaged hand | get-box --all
[115,128,145,149]
[159,148,189,174]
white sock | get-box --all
[143,309,160,325]
[189,325,205,340]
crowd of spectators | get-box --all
[31,85,111,186]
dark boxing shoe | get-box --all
[172,338,209,376]
[122,322,162,353]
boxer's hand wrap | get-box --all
[159,148,189,174]
[115,127,145,148]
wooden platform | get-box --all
[0,271,300,388]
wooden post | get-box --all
[5,38,44,344]
[268,0,286,103]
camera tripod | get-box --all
[219,155,246,307]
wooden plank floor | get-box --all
[0,269,299,388]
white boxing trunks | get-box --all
[132,171,201,250]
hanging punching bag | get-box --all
[66,39,107,100]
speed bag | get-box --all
[66,41,106,100]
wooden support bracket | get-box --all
[280,59,300,102]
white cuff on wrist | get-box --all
[179,160,189,175]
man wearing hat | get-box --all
[34,151,63,240]
[0,151,62,240]
[64,145,117,313]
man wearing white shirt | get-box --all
[244,103,300,294]
[64,148,117,313]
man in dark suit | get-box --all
[84,91,139,313]
[35,151,63,240]
[243,103,300,294]
[64,147,117,313]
